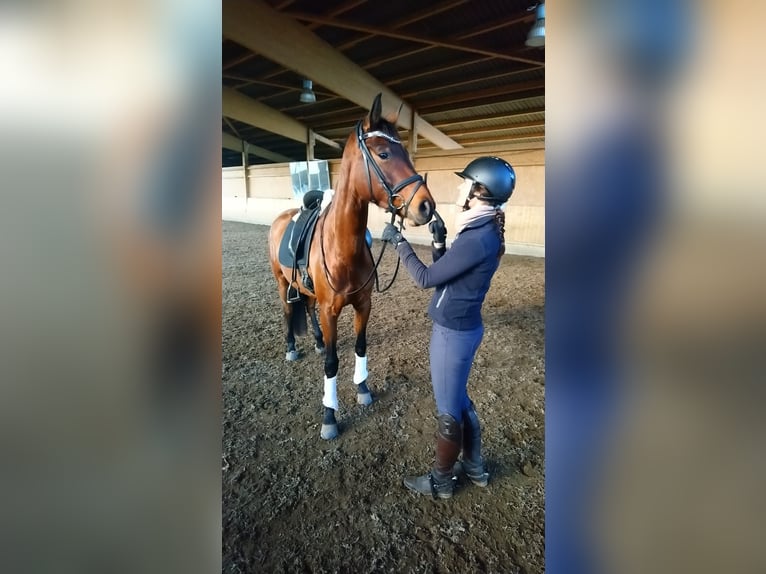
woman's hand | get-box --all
[428,213,447,246]
[381,223,405,247]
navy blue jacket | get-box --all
[395,218,501,330]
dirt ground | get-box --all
[222,220,545,573]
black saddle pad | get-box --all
[278,206,321,268]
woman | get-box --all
[381,156,516,499]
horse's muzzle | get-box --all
[414,199,433,225]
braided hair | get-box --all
[494,208,506,259]
[472,182,506,259]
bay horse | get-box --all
[268,93,435,440]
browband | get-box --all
[361,130,401,145]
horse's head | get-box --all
[348,94,435,226]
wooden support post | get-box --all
[241,141,250,198]
[307,128,316,160]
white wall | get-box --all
[222,146,544,257]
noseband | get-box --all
[356,121,425,218]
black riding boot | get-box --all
[458,402,489,487]
[403,414,461,499]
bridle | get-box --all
[355,120,425,219]
[318,121,428,296]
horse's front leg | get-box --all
[352,298,373,406]
[319,307,339,440]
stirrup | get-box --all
[286,283,301,303]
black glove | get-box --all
[381,223,405,246]
[428,212,447,245]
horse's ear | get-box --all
[368,93,382,128]
[394,100,404,123]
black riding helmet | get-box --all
[455,156,516,204]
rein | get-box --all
[318,207,402,296]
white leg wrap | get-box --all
[353,354,368,385]
[323,376,338,410]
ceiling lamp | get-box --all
[299,79,316,103]
[526,3,545,48]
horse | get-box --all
[268,93,435,440]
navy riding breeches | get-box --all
[429,321,484,420]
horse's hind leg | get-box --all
[352,298,373,406]
[306,296,325,355]
[275,275,299,361]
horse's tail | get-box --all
[290,297,308,337]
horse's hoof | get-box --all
[357,392,373,406]
[314,345,325,355]
[320,424,338,440]
[285,350,299,361]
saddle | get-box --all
[278,190,324,301]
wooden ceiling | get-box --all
[222,0,545,166]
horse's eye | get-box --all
[378,152,389,160]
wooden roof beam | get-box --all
[222,132,292,162]
[223,87,306,143]
[288,12,543,66]
[223,0,461,150]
